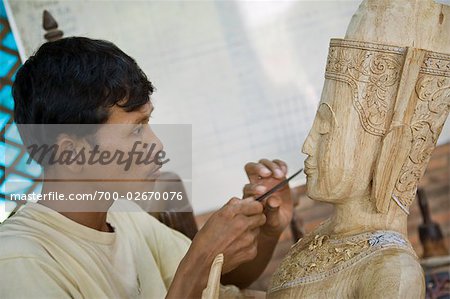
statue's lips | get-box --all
[304,158,317,175]
[304,158,317,169]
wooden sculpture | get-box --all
[268,0,450,298]
[202,254,224,299]
[42,10,63,42]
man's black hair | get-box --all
[12,37,154,166]
[13,36,154,125]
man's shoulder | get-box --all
[0,208,66,263]
[0,232,50,262]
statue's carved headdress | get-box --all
[324,0,450,214]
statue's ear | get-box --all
[372,125,413,213]
[372,47,425,214]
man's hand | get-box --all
[243,159,293,238]
[190,197,266,273]
[220,159,294,289]
[169,159,294,298]
[167,197,266,298]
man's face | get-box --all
[79,102,164,194]
[301,81,381,202]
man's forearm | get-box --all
[221,232,280,288]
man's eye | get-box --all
[133,125,144,135]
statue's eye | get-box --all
[318,120,331,135]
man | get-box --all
[0,37,292,298]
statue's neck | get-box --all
[322,194,408,237]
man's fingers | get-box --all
[264,196,282,226]
[224,231,260,267]
[273,159,288,176]
[266,195,282,209]
[229,197,263,216]
[243,184,267,197]
[265,196,282,217]
[244,159,289,181]
[227,197,241,205]
[258,159,284,179]
[235,227,260,250]
[245,162,271,181]
[245,213,267,230]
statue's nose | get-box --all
[301,131,314,157]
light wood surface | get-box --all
[202,254,224,299]
[268,0,450,298]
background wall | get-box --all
[3,0,450,214]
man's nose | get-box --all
[155,137,164,153]
[144,127,164,153]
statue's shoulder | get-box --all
[358,244,423,275]
[356,244,425,298]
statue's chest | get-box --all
[269,231,413,294]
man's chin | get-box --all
[145,167,162,179]
[146,170,161,180]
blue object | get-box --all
[0,49,17,77]
[0,0,6,18]
[2,32,17,51]
[0,84,14,110]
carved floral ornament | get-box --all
[268,230,415,293]
[325,39,450,213]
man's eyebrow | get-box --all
[135,106,154,123]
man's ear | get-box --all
[56,135,84,174]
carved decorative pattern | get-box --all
[268,230,415,294]
[325,39,406,136]
[393,54,450,209]
[324,40,450,212]
[421,51,450,77]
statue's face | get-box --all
[302,81,381,203]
